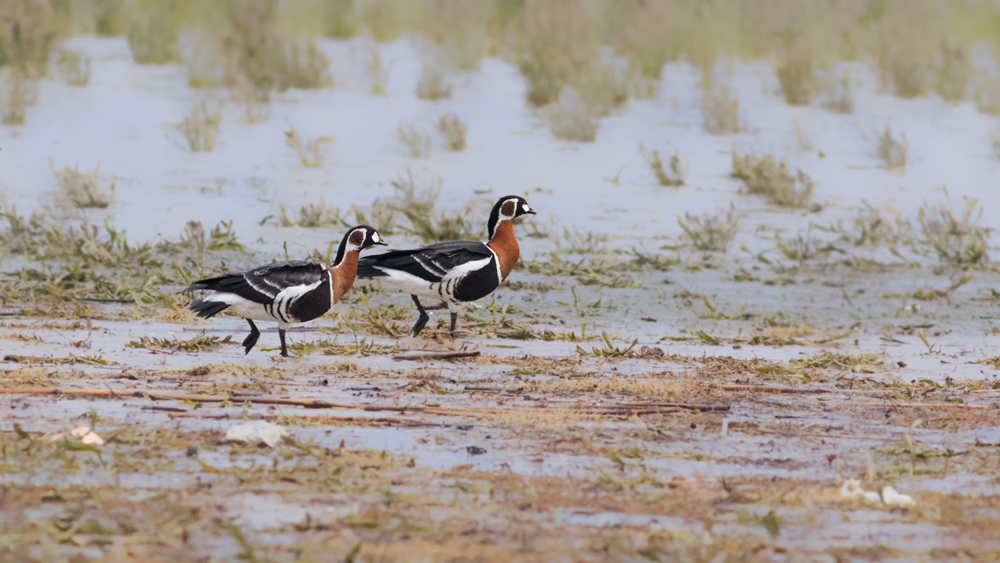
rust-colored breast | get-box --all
[488,220,520,282]
[329,251,359,303]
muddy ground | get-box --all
[3,260,1000,562]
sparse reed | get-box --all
[514,0,594,107]
[277,39,333,90]
[971,73,1000,116]
[125,0,180,64]
[776,52,813,106]
[547,86,598,142]
[677,205,740,252]
[415,54,452,100]
[278,201,345,228]
[55,50,91,86]
[0,75,36,125]
[398,122,431,157]
[351,200,399,235]
[184,32,228,89]
[230,78,271,124]
[933,42,969,103]
[0,0,58,79]
[285,126,334,167]
[639,143,684,187]
[837,202,912,247]
[776,231,830,262]
[320,0,358,39]
[572,55,629,116]
[390,169,441,216]
[367,47,390,96]
[172,102,222,152]
[414,0,492,72]
[919,198,991,266]
[387,170,480,242]
[874,126,908,171]
[701,87,745,135]
[731,151,816,210]
[50,161,115,209]
[820,75,854,114]
[437,113,467,152]
[890,56,929,99]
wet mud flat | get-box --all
[3,265,1000,563]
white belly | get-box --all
[205,292,288,328]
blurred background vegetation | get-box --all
[2,0,999,117]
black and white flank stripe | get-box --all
[187,261,333,329]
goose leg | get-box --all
[449,311,458,338]
[242,319,260,355]
[279,329,288,357]
[411,295,429,336]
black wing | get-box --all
[187,261,327,305]
[357,241,493,284]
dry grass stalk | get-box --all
[437,113,467,151]
[367,47,390,96]
[874,126,908,171]
[230,77,271,124]
[125,0,180,64]
[398,122,431,157]
[173,102,222,152]
[971,73,1000,116]
[0,0,58,79]
[677,205,741,252]
[50,161,115,209]
[278,39,334,90]
[285,126,334,167]
[278,200,345,228]
[890,55,929,99]
[415,54,452,100]
[776,231,829,262]
[933,42,969,103]
[820,75,854,114]
[184,33,227,89]
[414,0,493,72]
[639,143,684,186]
[0,74,36,125]
[55,50,91,86]
[731,151,816,210]
[918,198,991,266]
[776,52,813,106]
[514,0,594,107]
[701,87,745,135]
[572,55,629,116]
[350,200,398,235]
[547,86,598,142]
[239,3,330,91]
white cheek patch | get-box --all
[372,232,381,243]
[522,204,531,213]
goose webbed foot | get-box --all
[411,295,429,337]
[242,319,260,355]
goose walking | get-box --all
[186,225,386,356]
[357,196,535,337]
